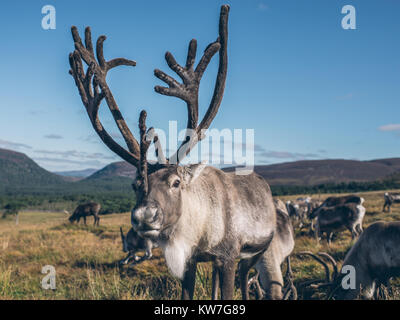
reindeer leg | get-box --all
[315,223,320,244]
[181,260,197,300]
[239,253,264,300]
[328,232,333,246]
[145,240,153,259]
[211,264,220,300]
[238,259,251,300]
[219,259,236,300]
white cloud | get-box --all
[44,134,63,139]
[378,124,400,132]
[258,3,268,11]
[0,139,31,150]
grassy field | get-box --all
[0,190,399,300]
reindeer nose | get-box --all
[144,207,158,221]
[131,207,143,229]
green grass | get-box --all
[0,189,399,299]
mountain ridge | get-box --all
[2,148,400,192]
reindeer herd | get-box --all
[65,5,400,300]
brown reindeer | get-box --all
[68,5,277,300]
[67,202,101,226]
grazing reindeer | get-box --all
[286,198,310,229]
[211,199,296,300]
[308,195,365,243]
[318,195,364,208]
[249,199,296,300]
[119,227,158,265]
[311,203,365,244]
[300,221,400,299]
[67,202,101,226]
[382,192,400,213]
[69,5,277,300]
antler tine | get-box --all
[154,5,229,164]
[318,252,338,281]
[198,4,229,134]
[148,130,167,165]
[139,110,151,194]
[70,26,145,169]
[297,251,331,283]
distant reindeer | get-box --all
[119,227,158,265]
[317,195,364,208]
[67,202,101,226]
[308,195,365,243]
[286,197,320,230]
[311,203,365,245]
[69,5,279,300]
[382,192,400,213]
[299,221,400,299]
[286,198,309,228]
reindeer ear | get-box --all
[177,163,207,185]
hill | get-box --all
[0,148,67,192]
[54,168,97,179]
[86,161,136,180]
[0,148,133,196]
[223,158,400,186]
[87,158,400,187]
[2,147,400,196]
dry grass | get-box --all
[0,189,399,300]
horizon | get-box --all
[3,146,400,176]
[1,1,400,171]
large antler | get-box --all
[69,26,161,173]
[154,5,230,164]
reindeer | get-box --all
[67,202,101,226]
[317,195,364,208]
[382,192,400,213]
[298,221,400,299]
[209,199,296,300]
[249,199,296,300]
[308,195,365,243]
[311,203,365,244]
[286,198,310,229]
[119,227,158,265]
[69,5,277,300]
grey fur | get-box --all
[333,221,400,299]
[131,164,277,300]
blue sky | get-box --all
[0,0,399,171]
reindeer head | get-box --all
[69,6,229,240]
[131,163,207,239]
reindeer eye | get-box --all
[172,180,181,188]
